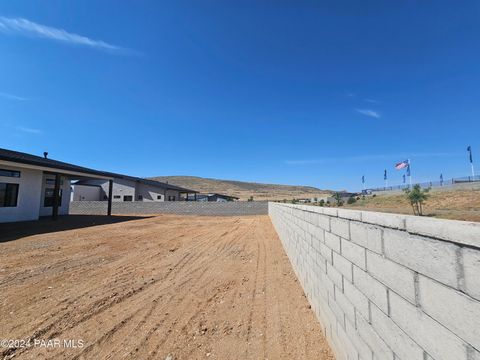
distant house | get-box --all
[72,176,197,202]
[187,193,239,202]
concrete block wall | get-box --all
[268,202,480,360]
[70,201,268,216]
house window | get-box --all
[113,195,121,199]
[138,195,143,201]
[0,169,21,178]
[0,183,19,207]
[168,195,176,201]
[45,178,64,186]
[44,188,62,207]
[123,195,133,202]
[157,195,162,200]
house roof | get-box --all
[207,193,240,200]
[118,175,197,192]
[0,148,197,193]
[0,148,115,179]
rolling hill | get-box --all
[149,176,331,201]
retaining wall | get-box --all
[269,202,480,360]
[70,201,268,216]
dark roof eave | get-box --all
[0,148,114,179]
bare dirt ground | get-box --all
[345,187,480,222]
[0,215,333,360]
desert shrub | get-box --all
[333,192,342,206]
[404,185,430,216]
[347,197,356,204]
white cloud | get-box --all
[355,108,381,118]
[0,92,28,101]
[0,16,131,54]
[15,126,42,134]
[363,98,379,104]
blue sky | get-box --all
[0,1,479,191]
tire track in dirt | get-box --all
[0,215,334,360]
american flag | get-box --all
[395,160,409,170]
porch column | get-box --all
[194,193,197,201]
[52,173,61,220]
[107,179,113,216]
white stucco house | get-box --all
[0,148,198,224]
[0,148,114,223]
[71,176,196,203]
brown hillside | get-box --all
[149,176,331,201]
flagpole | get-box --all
[408,159,412,188]
[468,146,475,178]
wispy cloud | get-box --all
[0,92,28,101]
[284,159,326,165]
[355,108,381,118]
[285,152,461,166]
[0,16,134,54]
[15,126,42,134]
[363,98,379,104]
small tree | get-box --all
[333,192,342,206]
[247,196,254,202]
[347,196,356,205]
[319,199,325,207]
[404,184,430,216]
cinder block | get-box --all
[406,216,480,247]
[463,248,480,301]
[418,275,480,351]
[325,232,341,253]
[350,221,383,254]
[341,238,367,270]
[383,229,459,289]
[323,207,338,217]
[355,310,394,360]
[336,317,360,360]
[317,214,331,231]
[353,266,389,314]
[312,226,325,243]
[329,291,346,327]
[366,250,416,304]
[345,318,373,360]
[334,284,356,325]
[337,208,363,221]
[343,278,370,321]
[320,242,333,264]
[331,217,351,239]
[333,251,353,282]
[361,211,405,230]
[389,290,467,360]
[370,302,424,360]
[327,261,344,290]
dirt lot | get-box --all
[345,187,480,222]
[0,215,333,360]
